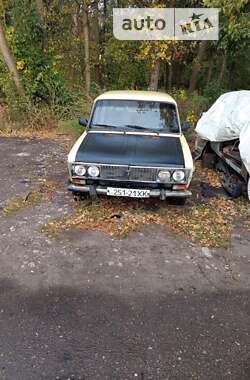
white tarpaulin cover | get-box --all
[239,125,250,174]
[196,90,250,174]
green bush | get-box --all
[0,0,73,114]
[202,80,226,104]
[171,88,210,126]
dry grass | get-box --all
[4,180,57,216]
[0,102,60,136]
[43,190,250,248]
[160,197,249,247]
[244,220,250,231]
[0,105,11,130]
[42,197,164,239]
[0,102,85,144]
[4,192,42,216]
[0,126,60,139]
[0,121,79,153]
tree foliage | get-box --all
[0,0,249,122]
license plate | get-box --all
[107,187,150,198]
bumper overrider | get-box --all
[68,183,191,199]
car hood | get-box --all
[75,132,184,167]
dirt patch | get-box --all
[4,180,58,216]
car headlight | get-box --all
[74,165,86,176]
[88,165,100,177]
[158,170,171,183]
[172,170,185,182]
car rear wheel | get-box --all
[217,163,243,198]
[201,152,217,169]
[222,174,243,198]
[223,175,243,198]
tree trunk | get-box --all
[167,63,173,92]
[218,54,227,85]
[35,0,46,48]
[207,57,214,83]
[82,1,91,96]
[103,0,107,17]
[189,41,207,93]
[0,21,25,97]
[35,0,45,24]
[92,0,102,86]
[174,62,181,87]
[70,6,79,82]
[149,60,160,91]
[229,60,236,89]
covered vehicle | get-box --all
[195,91,250,201]
[68,91,193,204]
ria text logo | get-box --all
[113,8,219,41]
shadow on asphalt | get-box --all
[0,278,249,380]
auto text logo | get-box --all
[113,8,219,40]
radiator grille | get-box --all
[100,165,128,179]
[129,167,157,182]
[99,165,158,182]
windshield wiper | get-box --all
[91,123,120,128]
[91,123,162,134]
[124,124,150,130]
[125,125,162,134]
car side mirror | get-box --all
[182,122,192,131]
[79,117,88,127]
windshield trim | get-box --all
[88,99,181,134]
[88,130,181,137]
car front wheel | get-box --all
[73,192,88,202]
[169,197,187,206]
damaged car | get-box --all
[68,91,193,204]
[195,91,250,202]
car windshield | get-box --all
[90,99,180,133]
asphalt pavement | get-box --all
[0,137,249,380]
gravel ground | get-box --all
[0,137,249,380]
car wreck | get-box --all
[195,91,250,202]
[68,91,194,204]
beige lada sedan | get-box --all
[68,91,193,204]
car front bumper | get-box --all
[68,183,191,199]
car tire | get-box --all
[201,152,217,169]
[215,159,243,198]
[73,192,88,202]
[221,172,243,198]
[169,197,187,206]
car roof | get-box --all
[94,90,177,105]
